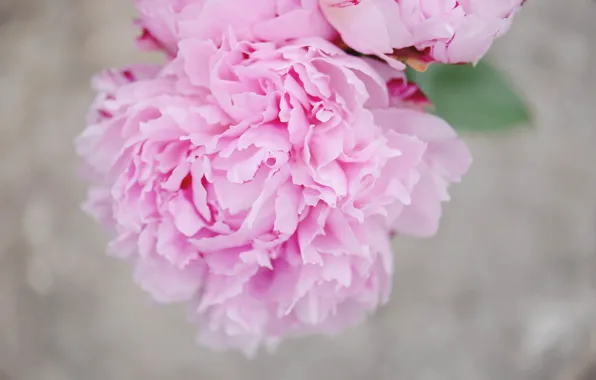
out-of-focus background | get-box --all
[1,0,596,379]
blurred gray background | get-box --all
[1,0,596,379]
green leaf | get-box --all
[406,61,531,132]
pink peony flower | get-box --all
[320,0,525,64]
[76,34,470,353]
[134,0,336,54]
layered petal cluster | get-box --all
[135,0,336,54]
[320,0,525,64]
[76,35,470,352]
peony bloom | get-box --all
[320,0,525,65]
[134,0,336,54]
[77,34,470,353]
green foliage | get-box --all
[406,61,531,132]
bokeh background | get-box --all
[1,0,596,379]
